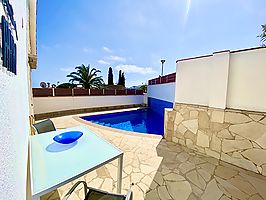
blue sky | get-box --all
[32,0,266,87]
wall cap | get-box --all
[176,46,266,63]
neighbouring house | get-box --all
[0,0,37,199]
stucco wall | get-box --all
[175,51,230,109]
[227,48,266,112]
[148,82,176,103]
[175,56,211,106]
[175,47,266,112]
[33,95,145,114]
[0,1,30,199]
[147,82,175,117]
[144,93,148,105]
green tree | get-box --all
[67,64,104,89]
[138,84,147,92]
[117,70,125,86]
[121,72,125,87]
[108,67,114,85]
[117,70,122,85]
[258,24,266,46]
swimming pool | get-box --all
[81,109,164,135]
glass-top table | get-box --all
[30,126,123,200]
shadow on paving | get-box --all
[145,139,266,200]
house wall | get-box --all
[0,0,31,199]
[165,47,266,176]
[33,95,145,115]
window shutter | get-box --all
[13,43,16,74]
[2,15,8,69]
[1,15,17,74]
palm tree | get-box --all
[67,64,104,89]
[258,24,266,46]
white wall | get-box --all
[148,82,176,103]
[175,51,230,109]
[208,51,230,109]
[175,56,211,106]
[175,47,266,112]
[144,93,148,104]
[0,1,30,200]
[33,96,144,114]
[227,48,266,112]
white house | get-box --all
[0,0,37,199]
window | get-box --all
[1,15,17,75]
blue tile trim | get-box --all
[148,97,173,116]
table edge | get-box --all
[32,152,123,198]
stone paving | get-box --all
[40,110,266,200]
[165,103,266,176]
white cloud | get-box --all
[184,0,192,26]
[60,67,73,73]
[40,44,51,50]
[83,48,89,53]
[107,55,126,62]
[41,44,61,50]
[54,43,61,48]
[98,60,110,65]
[102,46,112,53]
[115,64,157,75]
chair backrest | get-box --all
[32,119,56,134]
[86,189,130,200]
[63,181,133,200]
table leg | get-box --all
[117,154,123,193]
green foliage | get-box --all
[102,84,125,90]
[108,67,114,85]
[56,83,76,88]
[66,64,104,89]
[138,84,147,92]
[117,70,125,86]
[121,72,125,87]
[258,24,266,46]
[117,70,122,85]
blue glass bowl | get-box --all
[53,131,83,144]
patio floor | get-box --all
[41,110,266,200]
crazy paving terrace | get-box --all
[40,111,266,200]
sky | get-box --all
[32,0,266,87]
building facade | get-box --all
[0,0,37,199]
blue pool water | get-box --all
[81,109,164,135]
